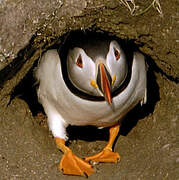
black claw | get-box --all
[83,172,88,178]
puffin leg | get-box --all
[85,124,120,163]
[55,138,95,177]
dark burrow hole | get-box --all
[10,30,160,143]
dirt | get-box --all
[0,0,178,179]
[1,69,178,180]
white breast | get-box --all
[36,49,147,129]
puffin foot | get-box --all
[85,148,120,163]
[60,150,95,177]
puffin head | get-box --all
[67,39,128,105]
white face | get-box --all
[67,47,99,96]
[67,40,128,97]
[106,40,128,91]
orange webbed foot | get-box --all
[85,148,120,163]
[60,150,95,177]
[85,125,120,163]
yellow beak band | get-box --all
[90,80,98,89]
[112,74,116,86]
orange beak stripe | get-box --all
[99,63,112,105]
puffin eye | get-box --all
[114,48,120,60]
[76,55,83,68]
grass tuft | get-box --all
[119,0,163,17]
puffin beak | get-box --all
[97,63,112,105]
